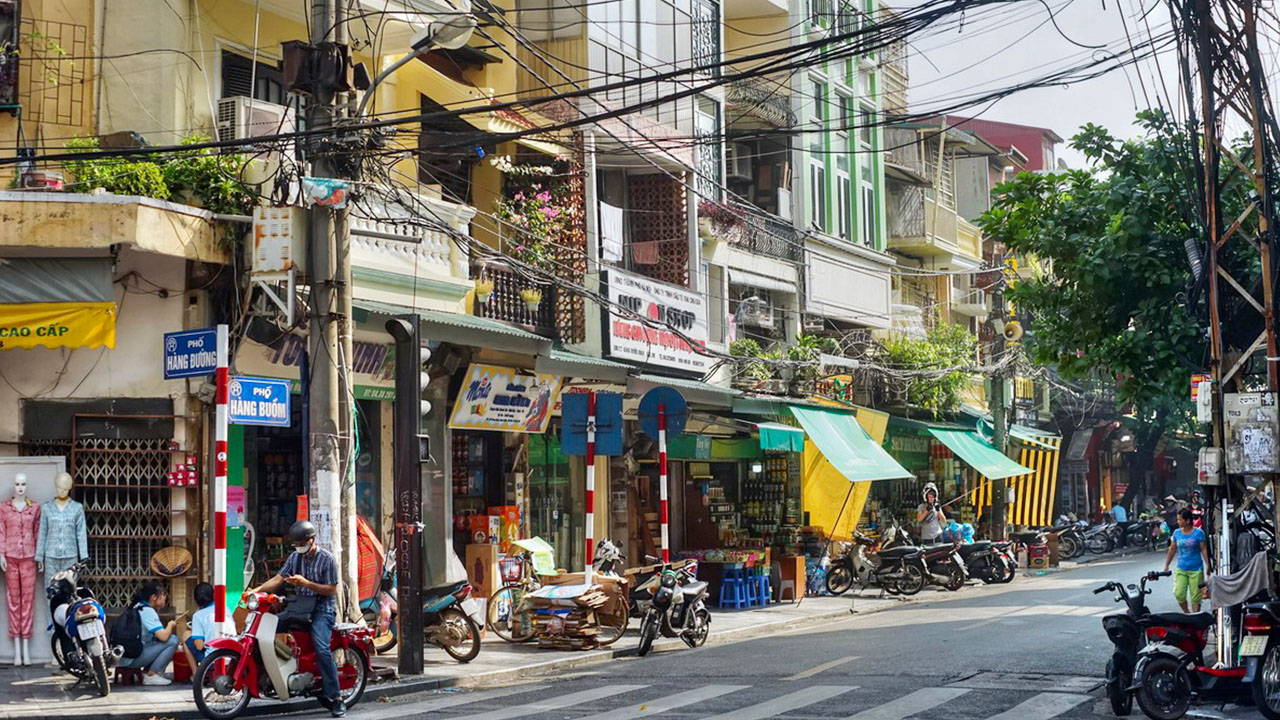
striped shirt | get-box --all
[280,547,338,613]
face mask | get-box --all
[294,544,310,554]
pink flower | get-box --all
[536,191,552,202]
[547,207,561,218]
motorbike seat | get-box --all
[1011,532,1043,544]
[277,613,313,633]
[878,546,922,559]
[681,581,709,597]
[422,581,467,602]
[1146,611,1214,629]
[957,542,992,556]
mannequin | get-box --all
[0,474,40,666]
[36,472,87,583]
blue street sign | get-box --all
[638,386,688,440]
[227,376,292,427]
[163,328,219,379]
[561,391,623,456]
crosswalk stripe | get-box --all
[842,687,972,720]
[701,685,860,720]
[347,683,548,717]
[784,655,859,680]
[459,684,649,720]
[575,685,747,720]
[984,692,1088,720]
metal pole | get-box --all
[658,404,669,563]
[386,317,424,675]
[585,391,596,584]
[991,288,1008,539]
[213,324,229,634]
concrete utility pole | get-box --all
[990,284,1007,540]
[306,0,357,619]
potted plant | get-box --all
[787,334,824,395]
[729,339,769,391]
[519,287,543,313]
[760,348,788,394]
[474,277,494,305]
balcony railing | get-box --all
[726,76,795,128]
[693,0,721,78]
[473,261,558,337]
[728,202,803,262]
[884,127,925,179]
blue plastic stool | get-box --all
[755,570,772,604]
[718,566,748,609]
[744,568,762,606]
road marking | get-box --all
[842,687,971,719]
[784,655,859,680]
[575,685,746,719]
[701,685,859,720]
[460,684,648,720]
[346,683,548,717]
[985,692,1089,720]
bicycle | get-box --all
[487,552,541,643]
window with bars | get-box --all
[692,0,720,77]
[695,96,722,201]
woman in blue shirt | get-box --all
[1162,508,1211,613]
[119,581,180,685]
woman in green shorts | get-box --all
[1163,508,1211,612]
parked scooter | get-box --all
[193,591,374,720]
[826,526,904,595]
[635,565,711,657]
[352,549,481,662]
[46,561,116,697]
[1093,570,1164,716]
[359,549,397,654]
[956,540,1013,585]
[919,542,967,591]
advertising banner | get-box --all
[448,363,563,433]
[602,268,708,373]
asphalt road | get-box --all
[337,550,1259,720]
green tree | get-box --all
[980,111,1240,505]
[880,323,977,418]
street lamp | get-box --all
[354,8,477,118]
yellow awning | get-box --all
[0,301,117,350]
[968,433,1063,528]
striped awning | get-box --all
[967,431,1063,528]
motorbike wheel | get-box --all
[50,635,69,672]
[1064,535,1085,560]
[436,607,481,663]
[896,563,926,596]
[882,576,902,595]
[826,564,854,596]
[1252,643,1280,719]
[194,649,252,720]
[637,613,658,657]
[91,653,110,698]
[361,607,398,654]
[1058,535,1079,559]
[335,646,369,708]
[943,563,966,592]
[487,585,535,644]
[1136,656,1191,720]
[1086,533,1114,555]
[997,555,1016,583]
[687,608,710,648]
[1106,656,1133,716]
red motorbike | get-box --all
[192,592,375,720]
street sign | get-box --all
[163,328,219,379]
[227,376,292,427]
[638,386,689,439]
[561,391,623,456]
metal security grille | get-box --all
[17,16,87,127]
[692,0,720,78]
[22,435,174,610]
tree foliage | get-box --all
[881,323,977,417]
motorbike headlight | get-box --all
[246,595,259,611]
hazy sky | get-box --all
[904,0,1179,167]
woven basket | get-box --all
[150,546,193,577]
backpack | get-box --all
[109,604,144,659]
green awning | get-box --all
[757,422,805,452]
[928,428,1035,480]
[789,406,911,482]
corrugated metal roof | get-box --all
[353,299,547,342]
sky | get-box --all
[903,0,1181,168]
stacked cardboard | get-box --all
[525,577,629,651]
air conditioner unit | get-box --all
[216,96,296,144]
[726,142,753,182]
[776,188,793,221]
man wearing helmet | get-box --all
[916,483,946,545]
[247,520,344,717]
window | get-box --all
[810,156,827,232]
[836,156,852,241]
[859,165,876,247]
[221,51,284,104]
[695,96,722,200]
[808,0,832,28]
[810,80,827,124]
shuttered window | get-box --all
[221,50,285,104]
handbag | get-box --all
[282,593,318,617]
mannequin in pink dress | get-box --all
[0,474,40,665]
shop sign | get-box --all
[1190,373,1209,401]
[164,327,219,379]
[227,376,292,427]
[814,375,856,404]
[236,335,397,401]
[0,301,116,351]
[889,433,930,455]
[448,363,563,433]
[602,268,709,373]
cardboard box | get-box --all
[466,543,502,603]
[489,505,521,552]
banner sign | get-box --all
[602,268,709,373]
[0,301,116,351]
[1190,373,1209,401]
[236,335,397,401]
[448,363,563,433]
[227,376,292,427]
[164,327,219,379]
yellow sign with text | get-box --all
[0,302,117,350]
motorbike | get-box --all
[46,561,116,697]
[870,544,928,596]
[1084,522,1117,554]
[920,542,967,591]
[956,540,1013,585]
[635,565,711,657]
[193,591,374,720]
[826,526,905,595]
[1093,570,1164,716]
[358,549,397,654]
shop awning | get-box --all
[929,428,1034,480]
[353,299,551,354]
[627,373,738,408]
[756,422,805,452]
[0,258,116,350]
[535,347,631,383]
[789,405,911,482]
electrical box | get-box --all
[1196,379,1213,424]
[1224,392,1280,474]
[1197,446,1223,486]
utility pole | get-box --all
[990,285,1007,541]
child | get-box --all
[181,582,215,671]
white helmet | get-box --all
[922,482,939,501]
[594,539,622,566]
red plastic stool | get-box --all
[173,649,192,683]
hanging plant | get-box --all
[494,156,577,271]
[474,277,494,305]
[519,287,543,313]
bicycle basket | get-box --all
[499,556,524,583]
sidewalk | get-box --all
[0,592,899,720]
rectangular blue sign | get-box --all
[227,376,292,427]
[164,328,219,379]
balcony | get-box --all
[886,187,983,265]
[472,261,558,338]
[884,127,927,184]
[951,286,988,317]
[730,203,803,262]
[726,76,794,128]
